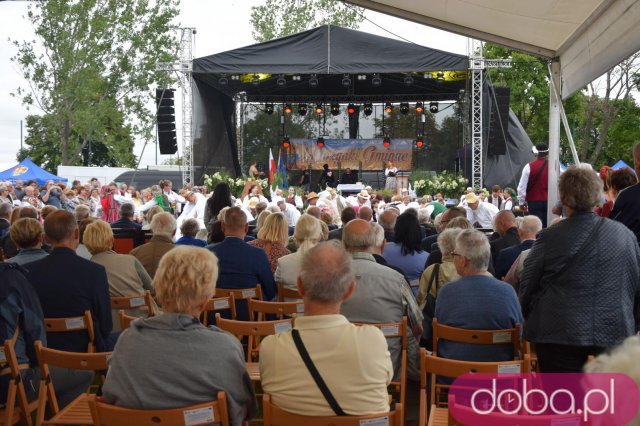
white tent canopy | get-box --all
[344,0,640,98]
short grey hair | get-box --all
[371,222,385,247]
[455,229,490,271]
[180,218,200,237]
[559,166,603,212]
[342,220,377,252]
[417,208,431,224]
[0,202,13,218]
[299,241,354,304]
[519,215,542,237]
[119,202,135,218]
[75,204,91,221]
[150,212,177,238]
[377,210,397,231]
[437,228,463,256]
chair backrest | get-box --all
[43,310,95,353]
[202,295,237,326]
[2,328,36,426]
[118,310,139,330]
[110,290,156,317]
[433,318,520,359]
[263,394,402,426]
[34,340,111,420]
[248,299,304,321]
[214,285,262,302]
[88,392,230,426]
[112,229,138,254]
[277,282,302,301]
[215,314,294,361]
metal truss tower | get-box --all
[179,28,195,186]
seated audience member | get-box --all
[24,210,114,352]
[421,206,466,253]
[130,212,176,278]
[40,205,57,222]
[377,209,397,242]
[110,202,142,230]
[102,246,256,425]
[521,166,640,372]
[382,212,428,288]
[463,192,499,229]
[1,262,93,408]
[275,214,322,293]
[207,220,225,245]
[248,212,290,273]
[369,222,410,282]
[141,205,163,231]
[8,218,48,265]
[208,207,275,320]
[610,143,640,244]
[250,210,271,238]
[248,202,268,227]
[328,207,356,240]
[489,210,520,268]
[358,205,373,222]
[341,219,421,382]
[494,215,542,279]
[424,217,472,268]
[260,241,392,416]
[2,207,39,259]
[74,204,91,222]
[305,205,321,219]
[76,218,95,260]
[503,249,531,294]
[0,202,11,239]
[175,218,207,247]
[435,229,523,361]
[84,220,157,330]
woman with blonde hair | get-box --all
[84,220,157,330]
[248,212,290,273]
[275,214,322,291]
[101,246,256,425]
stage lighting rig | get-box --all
[284,104,293,114]
[399,102,409,115]
[298,104,307,116]
[384,102,392,113]
[429,102,439,113]
[309,74,319,87]
[363,103,373,116]
[315,103,324,115]
[330,103,340,116]
[415,137,424,148]
[347,103,356,115]
[383,137,391,148]
[371,74,382,86]
[415,102,424,113]
[276,74,287,86]
[282,137,290,148]
[265,103,274,114]
[316,137,325,148]
[218,76,228,85]
[342,74,352,87]
[403,75,414,85]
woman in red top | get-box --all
[248,212,291,274]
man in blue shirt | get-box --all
[40,180,63,208]
[435,229,523,362]
[208,207,275,320]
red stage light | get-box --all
[415,138,424,148]
[415,102,424,113]
[316,137,325,148]
[347,103,356,115]
[282,137,290,148]
[284,104,293,114]
[315,104,324,115]
[384,102,392,113]
[383,137,391,148]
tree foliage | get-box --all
[11,0,179,167]
[250,0,364,42]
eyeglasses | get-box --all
[451,252,464,258]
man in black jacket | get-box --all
[610,143,640,245]
[490,210,520,269]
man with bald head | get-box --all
[377,209,397,242]
[610,143,640,245]
[341,219,421,383]
[306,205,321,219]
[357,206,373,222]
[208,206,275,320]
[490,210,520,268]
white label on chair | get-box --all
[183,406,214,425]
[380,325,399,336]
[296,304,305,313]
[213,300,230,310]
[65,318,85,329]
[274,322,292,334]
[360,416,389,426]
[492,332,512,343]
[497,363,521,374]
[242,289,256,298]
[0,348,5,363]
[129,297,145,308]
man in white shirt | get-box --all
[277,200,301,227]
[176,191,207,238]
[463,192,499,229]
[260,241,392,416]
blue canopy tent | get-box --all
[611,160,632,170]
[0,158,67,186]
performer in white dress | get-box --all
[385,160,398,191]
[175,191,207,238]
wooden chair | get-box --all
[277,282,301,301]
[263,394,403,426]
[419,349,525,426]
[34,341,111,426]
[87,392,231,426]
[201,295,237,326]
[215,314,294,362]
[1,330,38,426]
[118,310,138,330]
[432,319,521,359]
[111,228,139,254]
[248,299,304,321]
[110,290,156,318]
[522,340,539,372]
[353,317,407,426]
[43,310,95,353]
[214,285,262,302]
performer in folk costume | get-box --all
[100,184,120,223]
[517,142,549,227]
[385,160,398,191]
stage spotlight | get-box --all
[399,102,409,115]
[383,137,391,148]
[316,137,325,148]
[330,103,340,116]
[384,102,392,113]
[436,72,445,82]
[363,103,373,116]
[342,74,352,87]
[231,75,240,81]
[265,103,274,114]
[415,102,424,113]
[218,76,228,85]
[276,74,287,86]
[347,103,356,115]
[357,75,367,81]
[292,75,301,81]
[282,137,290,149]
[298,104,307,116]
[403,75,414,85]
[315,103,324,115]
[415,137,424,148]
[371,74,382,86]
[423,72,433,79]
[429,102,439,113]
[284,103,293,114]
[309,74,319,87]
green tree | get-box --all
[250,0,364,42]
[11,0,179,167]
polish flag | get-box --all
[269,149,276,183]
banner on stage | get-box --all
[285,139,413,170]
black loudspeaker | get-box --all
[156,88,177,155]
[488,86,510,155]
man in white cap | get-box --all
[517,142,549,227]
[462,192,499,229]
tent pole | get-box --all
[547,60,561,226]
[547,63,580,165]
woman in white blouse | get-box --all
[385,160,398,191]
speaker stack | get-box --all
[156,88,177,155]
